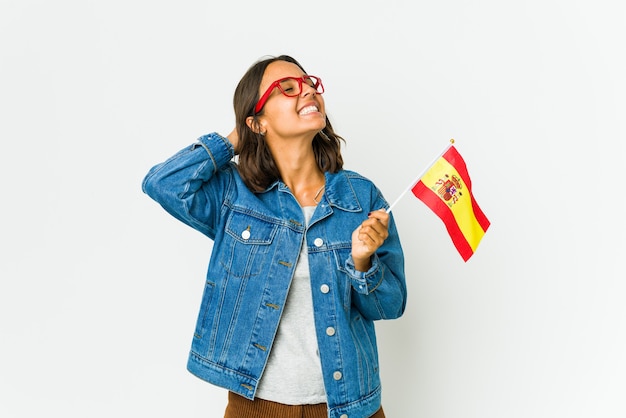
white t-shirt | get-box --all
[255,206,326,405]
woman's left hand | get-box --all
[351,209,389,272]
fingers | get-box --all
[367,208,389,228]
[226,127,239,154]
[357,209,389,247]
[351,209,390,270]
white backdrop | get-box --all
[1,1,624,417]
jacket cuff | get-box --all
[194,132,235,170]
[345,254,383,295]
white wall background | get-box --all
[1,0,624,417]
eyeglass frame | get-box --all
[254,75,324,114]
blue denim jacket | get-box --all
[142,133,407,418]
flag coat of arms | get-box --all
[411,145,490,261]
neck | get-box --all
[265,133,325,206]
[282,164,325,207]
[273,147,325,206]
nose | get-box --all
[301,81,317,97]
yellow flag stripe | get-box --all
[421,158,486,251]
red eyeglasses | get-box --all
[254,75,324,114]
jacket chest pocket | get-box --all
[221,211,278,278]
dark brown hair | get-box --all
[233,55,344,192]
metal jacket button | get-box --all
[313,238,323,247]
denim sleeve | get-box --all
[344,212,407,321]
[141,132,235,239]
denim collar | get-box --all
[264,171,363,213]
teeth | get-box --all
[299,105,318,115]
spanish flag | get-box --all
[411,145,490,262]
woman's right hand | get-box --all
[226,127,239,154]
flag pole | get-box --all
[386,139,455,213]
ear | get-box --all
[246,116,267,135]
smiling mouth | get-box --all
[299,105,319,115]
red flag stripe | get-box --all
[411,181,475,262]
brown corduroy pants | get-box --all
[224,391,386,418]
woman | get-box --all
[142,55,407,418]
